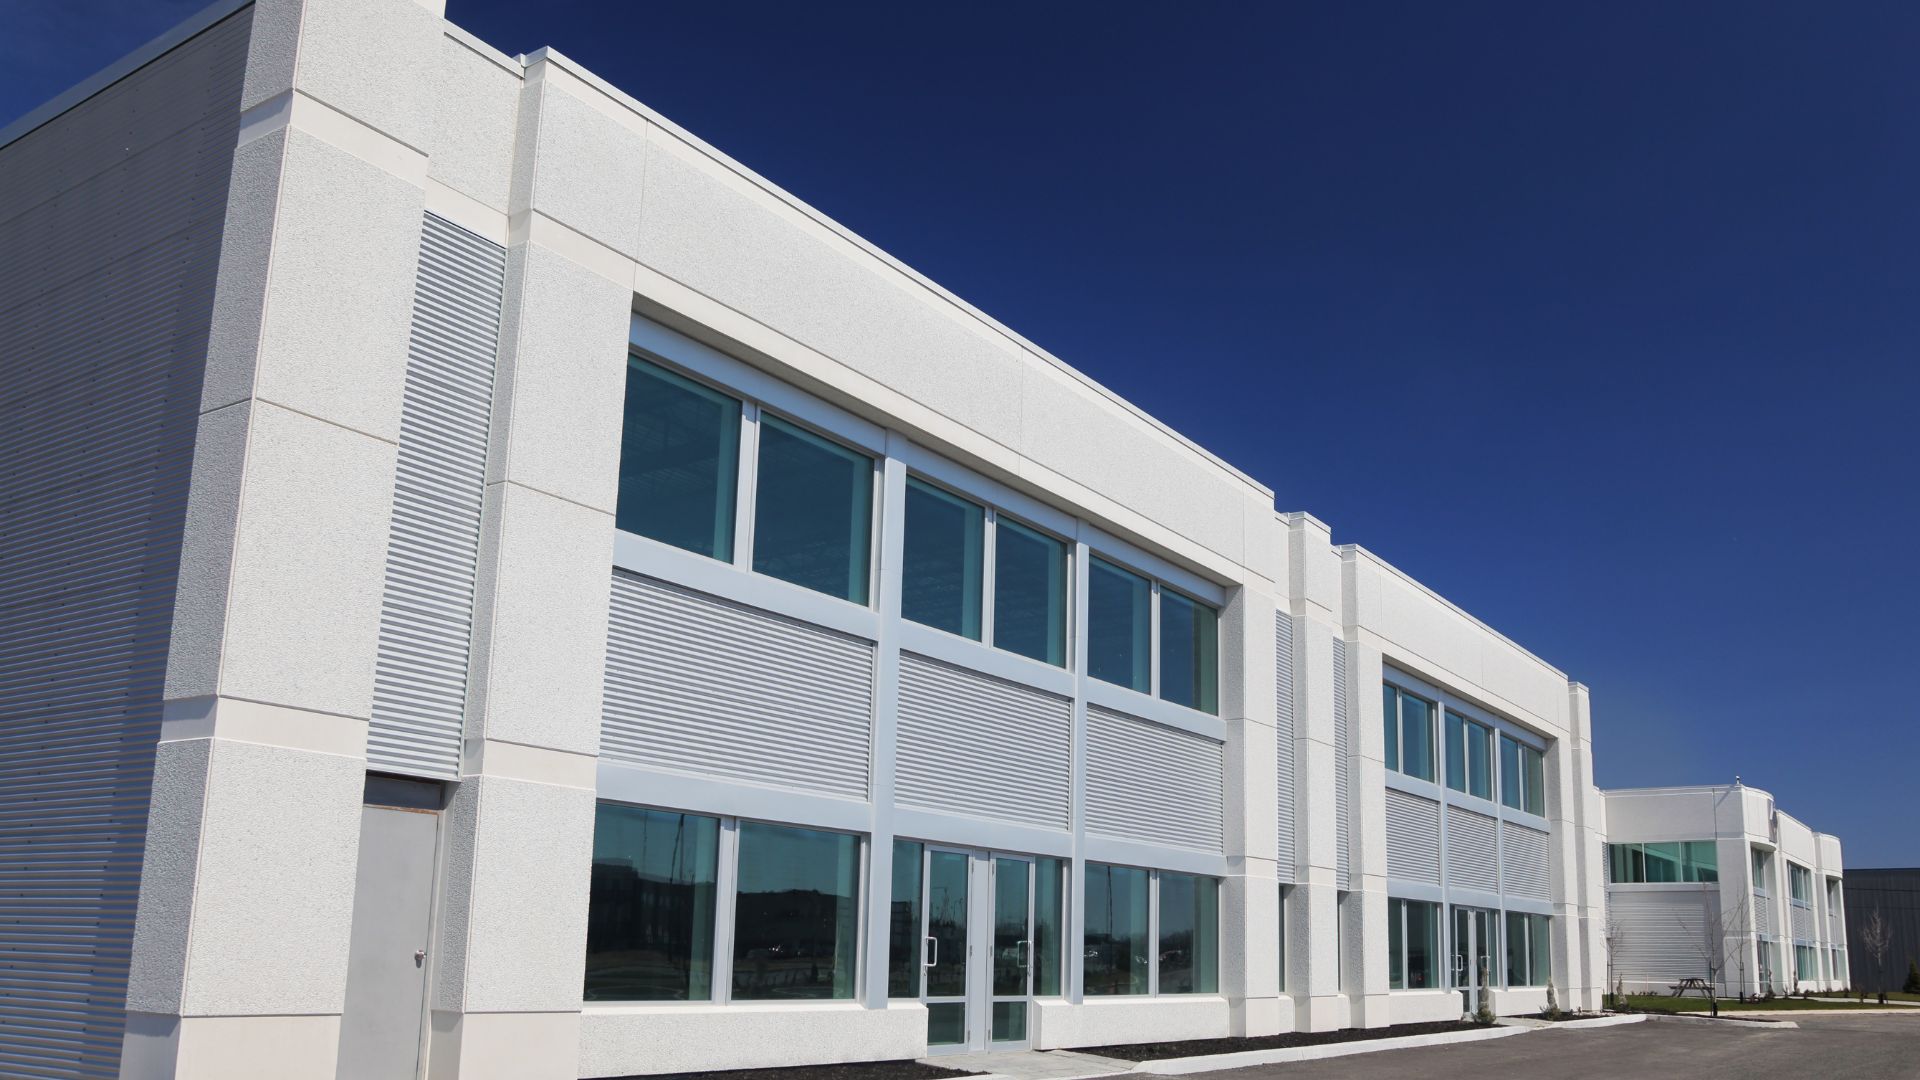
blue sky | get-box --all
[8,2,1917,865]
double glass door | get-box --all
[1451,906,1494,1014]
[920,848,1035,1052]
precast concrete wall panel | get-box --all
[602,572,874,800]
[1085,707,1224,853]
[1384,790,1441,885]
[367,213,506,779]
[895,653,1070,830]
[0,9,249,1077]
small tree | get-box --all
[1904,959,1920,996]
[1860,908,1894,1006]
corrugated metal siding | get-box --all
[895,654,1070,830]
[1754,892,1774,937]
[1609,888,1714,983]
[0,10,249,1078]
[1446,805,1499,892]
[1085,707,1223,852]
[1384,789,1440,885]
[1274,613,1296,882]
[1502,821,1551,901]
[602,572,874,800]
[1790,904,1813,943]
[1332,638,1350,880]
[366,213,506,778]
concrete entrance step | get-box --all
[919,1049,1134,1080]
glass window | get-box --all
[1685,840,1719,882]
[1382,685,1399,772]
[1504,912,1550,987]
[731,822,860,1000]
[1500,735,1524,810]
[1790,864,1812,903]
[1445,712,1465,792]
[1277,885,1288,993]
[1445,711,1491,798]
[901,479,983,638]
[1157,873,1219,994]
[752,417,873,603]
[616,359,740,560]
[1399,691,1434,782]
[1524,742,1545,815]
[1159,590,1219,713]
[1084,863,1149,995]
[993,518,1067,666]
[1796,944,1817,982]
[1388,898,1440,990]
[1643,842,1682,882]
[1609,841,1720,884]
[1034,857,1066,996]
[1752,847,1771,891]
[1087,557,1150,693]
[887,840,922,998]
[585,804,720,1001]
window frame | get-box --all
[899,475,987,641]
[1386,896,1442,990]
[1083,862,1223,998]
[749,411,880,605]
[1788,862,1813,906]
[583,799,868,1007]
[1444,709,1494,800]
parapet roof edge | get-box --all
[516,44,1275,501]
[0,0,251,152]
[1337,543,1569,681]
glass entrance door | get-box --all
[989,855,1034,1047]
[923,849,971,1049]
[1451,906,1494,1014]
[917,848,1038,1052]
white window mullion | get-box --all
[981,509,998,648]
[1147,869,1160,996]
[733,404,761,572]
[714,817,741,1003]
[1148,583,1162,698]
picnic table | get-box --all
[1669,977,1715,999]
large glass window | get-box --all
[752,416,873,604]
[1276,885,1288,993]
[1383,685,1435,782]
[1087,557,1150,692]
[1388,898,1440,989]
[1444,710,1493,800]
[1035,857,1066,996]
[1159,589,1219,714]
[731,822,860,1000]
[1504,912,1550,987]
[901,479,983,638]
[616,359,740,560]
[887,840,923,998]
[1609,841,1718,884]
[993,519,1067,666]
[1084,863,1150,995]
[1157,873,1219,994]
[1500,734,1546,815]
[585,804,720,1001]
[1789,863,1813,904]
[1795,944,1818,982]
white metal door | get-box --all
[337,785,440,1079]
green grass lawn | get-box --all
[1617,993,1907,1013]
[1812,990,1920,1003]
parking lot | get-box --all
[1207,1014,1920,1080]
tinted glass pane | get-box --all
[1084,863,1149,995]
[1500,736,1523,809]
[1034,858,1065,996]
[902,479,983,638]
[1644,842,1681,883]
[992,1001,1027,1043]
[1405,900,1439,989]
[1382,685,1399,771]
[1468,722,1492,800]
[887,840,923,998]
[1524,744,1546,816]
[1087,558,1150,692]
[1505,911,1526,986]
[927,1002,966,1046]
[616,360,739,560]
[1388,899,1404,989]
[1400,694,1434,781]
[993,519,1066,666]
[1276,885,1287,993]
[926,850,969,998]
[753,416,872,603]
[992,859,1029,996]
[585,804,719,1001]
[1158,873,1219,994]
[1445,712,1466,792]
[732,822,860,1000]
[1159,590,1218,713]
[1531,915,1551,987]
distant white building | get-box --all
[1603,784,1848,997]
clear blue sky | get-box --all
[8,2,1917,865]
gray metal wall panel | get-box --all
[1445,805,1499,892]
[1790,904,1813,943]
[1501,820,1551,901]
[895,653,1070,830]
[366,213,506,778]
[1085,706,1224,853]
[1608,888,1715,984]
[1333,637,1350,880]
[1754,892,1774,938]
[1384,789,1441,885]
[602,572,874,800]
[1274,613,1296,882]
[0,10,249,1078]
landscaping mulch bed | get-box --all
[1075,1020,1484,1061]
[1522,1012,1607,1022]
[600,1061,982,1080]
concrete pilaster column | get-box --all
[1220,583,1280,1035]
[1284,514,1345,1032]
[122,2,443,1076]
[1343,634,1391,1028]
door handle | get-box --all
[1018,940,1030,969]
[414,948,427,966]
[925,935,938,968]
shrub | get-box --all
[1904,960,1920,995]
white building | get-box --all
[1602,784,1849,997]
[2,1,1631,1078]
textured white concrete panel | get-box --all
[519,79,647,255]
[123,1013,342,1080]
[286,0,443,150]
[124,740,212,1014]
[162,401,249,703]
[1385,989,1460,1025]
[217,401,395,719]
[578,1003,925,1077]
[429,34,522,211]
[457,776,596,1013]
[179,738,363,1015]
[1032,996,1232,1050]
[244,129,424,442]
[488,242,631,513]
[197,128,284,419]
[468,483,614,755]
[432,1010,580,1080]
